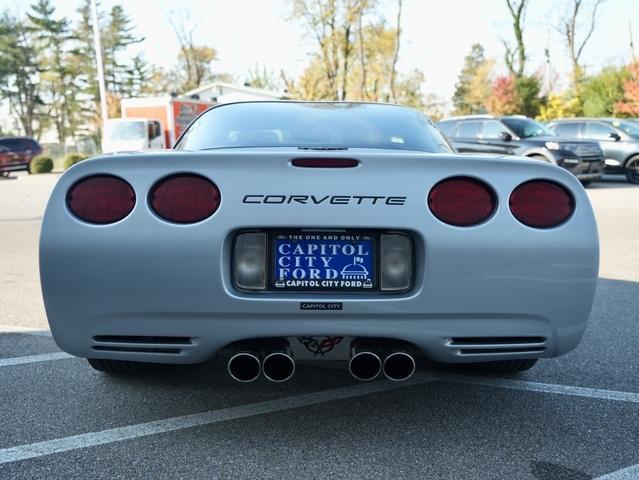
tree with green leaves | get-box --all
[70,1,148,125]
[452,44,493,115]
[515,74,542,117]
[581,65,628,116]
[102,5,145,98]
[0,11,43,138]
[26,0,77,145]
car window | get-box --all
[176,102,453,153]
[437,120,458,137]
[0,138,38,151]
[551,122,581,138]
[610,120,639,139]
[500,117,555,138]
[456,121,482,138]
[104,121,146,141]
[481,120,506,139]
[585,122,617,140]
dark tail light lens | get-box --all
[292,158,359,168]
[509,180,574,228]
[67,175,135,224]
[428,177,496,226]
[150,174,221,223]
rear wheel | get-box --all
[87,358,151,374]
[625,156,639,184]
[468,358,538,374]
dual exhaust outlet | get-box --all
[349,341,416,382]
[227,339,416,383]
[228,344,295,383]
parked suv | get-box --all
[0,137,42,174]
[438,115,605,184]
[546,118,639,184]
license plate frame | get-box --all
[269,230,379,292]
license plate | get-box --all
[272,233,376,291]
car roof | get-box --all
[440,114,530,122]
[548,118,624,123]
[207,100,418,112]
[0,136,39,141]
[439,115,494,122]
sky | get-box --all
[2,0,638,109]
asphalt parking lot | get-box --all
[1,171,638,479]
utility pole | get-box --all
[631,21,637,63]
[91,0,109,128]
[544,26,551,94]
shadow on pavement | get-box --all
[531,461,591,480]
[588,175,638,189]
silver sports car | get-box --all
[40,102,599,383]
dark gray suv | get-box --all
[438,115,605,184]
[547,118,639,184]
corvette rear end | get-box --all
[40,102,599,382]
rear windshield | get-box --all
[0,138,39,151]
[175,102,452,153]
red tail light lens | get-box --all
[428,177,496,226]
[150,174,221,223]
[509,180,574,228]
[67,175,135,224]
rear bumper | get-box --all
[0,161,29,172]
[50,311,585,365]
[558,157,605,180]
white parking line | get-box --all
[0,352,72,368]
[0,376,436,464]
[0,324,52,337]
[595,464,639,480]
[438,373,639,404]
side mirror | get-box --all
[608,132,621,142]
[499,131,512,141]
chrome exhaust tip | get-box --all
[262,351,295,382]
[382,351,416,381]
[227,352,261,383]
[349,351,382,381]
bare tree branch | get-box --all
[559,0,605,87]
[388,0,402,102]
[504,0,528,77]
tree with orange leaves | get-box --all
[615,63,639,116]
[486,76,520,115]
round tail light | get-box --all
[67,175,135,224]
[428,177,496,226]
[509,180,574,228]
[150,174,221,223]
